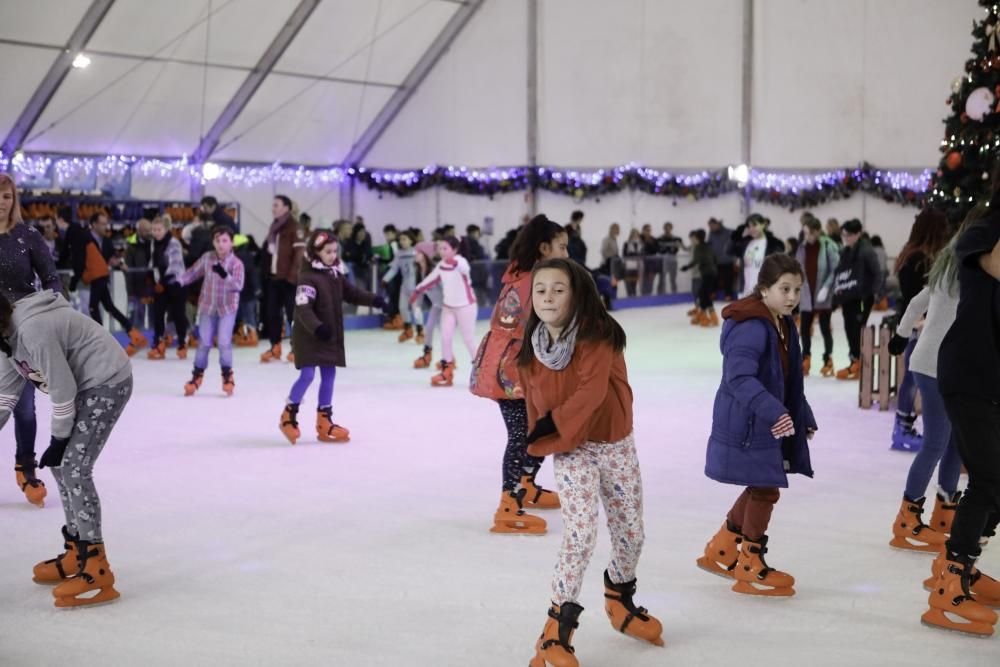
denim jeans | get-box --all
[904,373,962,500]
[897,337,918,415]
[194,311,237,370]
[13,383,36,463]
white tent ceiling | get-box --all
[0,0,462,164]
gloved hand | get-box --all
[154,283,166,294]
[39,436,70,469]
[315,324,333,342]
[770,414,795,439]
[372,295,388,310]
[526,412,558,444]
[680,265,690,272]
[816,286,830,304]
[211,263,228,278]
[888,333,909,356]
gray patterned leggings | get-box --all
[50,376,133,543]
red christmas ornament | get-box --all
[945,151,963,170]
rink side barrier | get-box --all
[110,292,695,346]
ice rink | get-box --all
[1,303,997,666]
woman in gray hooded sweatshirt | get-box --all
[0,289,131,609]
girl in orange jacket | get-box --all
[519,258,663,666]
[469,214,568,535]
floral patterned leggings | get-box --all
[551,432,644,605]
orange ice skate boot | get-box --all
[603,570,664,646]
[731,535,795,597]
[922,555,998,636]
[316,407,350,442]
[33,526,80,584]
[520,474,560,509]
[15,460,46,507]
[414,346,433,368]
[491,489,546,535]
[53,541,121,609]
[696,520,742,579]
[835,360,860,380]
[279,403,301,444]
[529,602,582,667]
[260,343,281,363]
[890,496,947,553]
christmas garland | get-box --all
[2,151,931,211]
[356,162,931,211]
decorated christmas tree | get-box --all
[929,1,1000,220]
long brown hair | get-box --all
[0,173,24,226]
[508,214,565,274]
[894,207,950,274]
[518,258,626,367]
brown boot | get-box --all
[704,310,719,327]
[890,496,947,553]
[529,603,583,667]
[696,521,742,578]
[52,541,120,608]
[603,570,664,646]
[260,343,281,363]
[33,526,79,584]
[686,306,698,316]
[176,345,188,360]
[802,355,811,376]
[490,490,546,535]
[146,341,167,360]
[819,357,835,377]
[414,346,433,369]
[689,308,703,325]
[928,489,960,536]
[398,324,414,343]
[280,403,301,444]
[835,360,860,380]
[520,474,560,509]
[731,535,795,596]
[382,314,404,330]
[187,333,199,349]
[316,407,350,442]
[415,327,425,345]
[15,460,46,508]
[922,555,998,636]
[431,360,455,387]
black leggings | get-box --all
[499,399,544,492]
[800,309,833,361]
[153,283,189,346]
[266,279,297,346]
[840,297,874,361]
[88,276,132,331]
[698,273,717,310]
[943,395,1000,559]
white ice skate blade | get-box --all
[696,563,735,580]
[920,615,994,639]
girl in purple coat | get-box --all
[697,254,817,597]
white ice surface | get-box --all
[1,304,997,666]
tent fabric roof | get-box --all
[0,0,462,164]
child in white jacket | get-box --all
[410,236,477,386]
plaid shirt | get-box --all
[179,251,245,315]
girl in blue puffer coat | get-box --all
[696,254,817,597]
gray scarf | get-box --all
[531,318,579,370]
